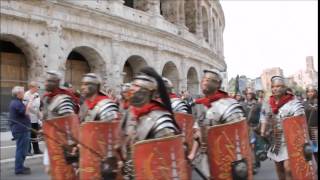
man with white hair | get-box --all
[23,81,42,155]
[9,86,32,175]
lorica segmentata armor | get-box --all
[171,98,189,114]
[135,110,179,142]
[43,94,77,120]
[82,99,119,122]
[204,98,245,126]
[268,99,305,161]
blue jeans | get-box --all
[13,131,30,173]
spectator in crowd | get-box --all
[9,86,32,175]
[234,92,243,102]
[23,81,43,155]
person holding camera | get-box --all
[23,81,43,155]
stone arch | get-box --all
[0,34,43,81]
[122,55,148,83]
[64,46,106,90]
[160,0,179,24]
[162,61,180,93]
[124,0,134,8]
[187,67,199,95]
[0,36,34,114]
[202,6,209,42]
[185,0,197,33]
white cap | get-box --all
[132,74,157,91]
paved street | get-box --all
[1,132,278,180]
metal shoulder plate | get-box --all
[86,99,119,121]
[278,99,305,118]
[136,110,178,141]
[206,98,245,125]
[171,98,189,113]
[48,94,76,117]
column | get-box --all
[179,56,188,91]
[46,20,66,82]
[148,0,160,15]
[109,38,123,94]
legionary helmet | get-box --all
[81,73,101,85]
[203,68,222,83]
[270,76,285,85]
[81,73,103,97]
[46,70,62,81]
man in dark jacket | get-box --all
[9,86,32,175]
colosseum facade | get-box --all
[0,0,227,121]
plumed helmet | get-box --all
[162,77,173,88]
[132,74,157,91]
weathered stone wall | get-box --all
[0,0,227,94]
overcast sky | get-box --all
[220,0,318,80]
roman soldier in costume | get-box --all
[196,68,245,126]
[41,71,80,174]
[303,84,318,163]
[79,73,119,122]
[192,68,248,179]
[260,76,305,180]
[77,73,121,180]
[42,71,79,120]
[119,66,181,179]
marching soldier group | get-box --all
[32,66,317,180]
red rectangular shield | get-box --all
[42,114,80,180]
[79,120,121,180]
[206,119,253,180]
[174,112,195,150]
[132,135,190,180]
[283,115,317,180]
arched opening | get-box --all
[124,0,148,12]
[65,51,90,90]
[162,62,179,93]
[124,0,134,8]
[160,0,178,24]
[187,67,199,96]
[202,7,209,42]
[185,0,197,33]
[122,55,147,83]
[65,46,106,90]
[0,40,28,131]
